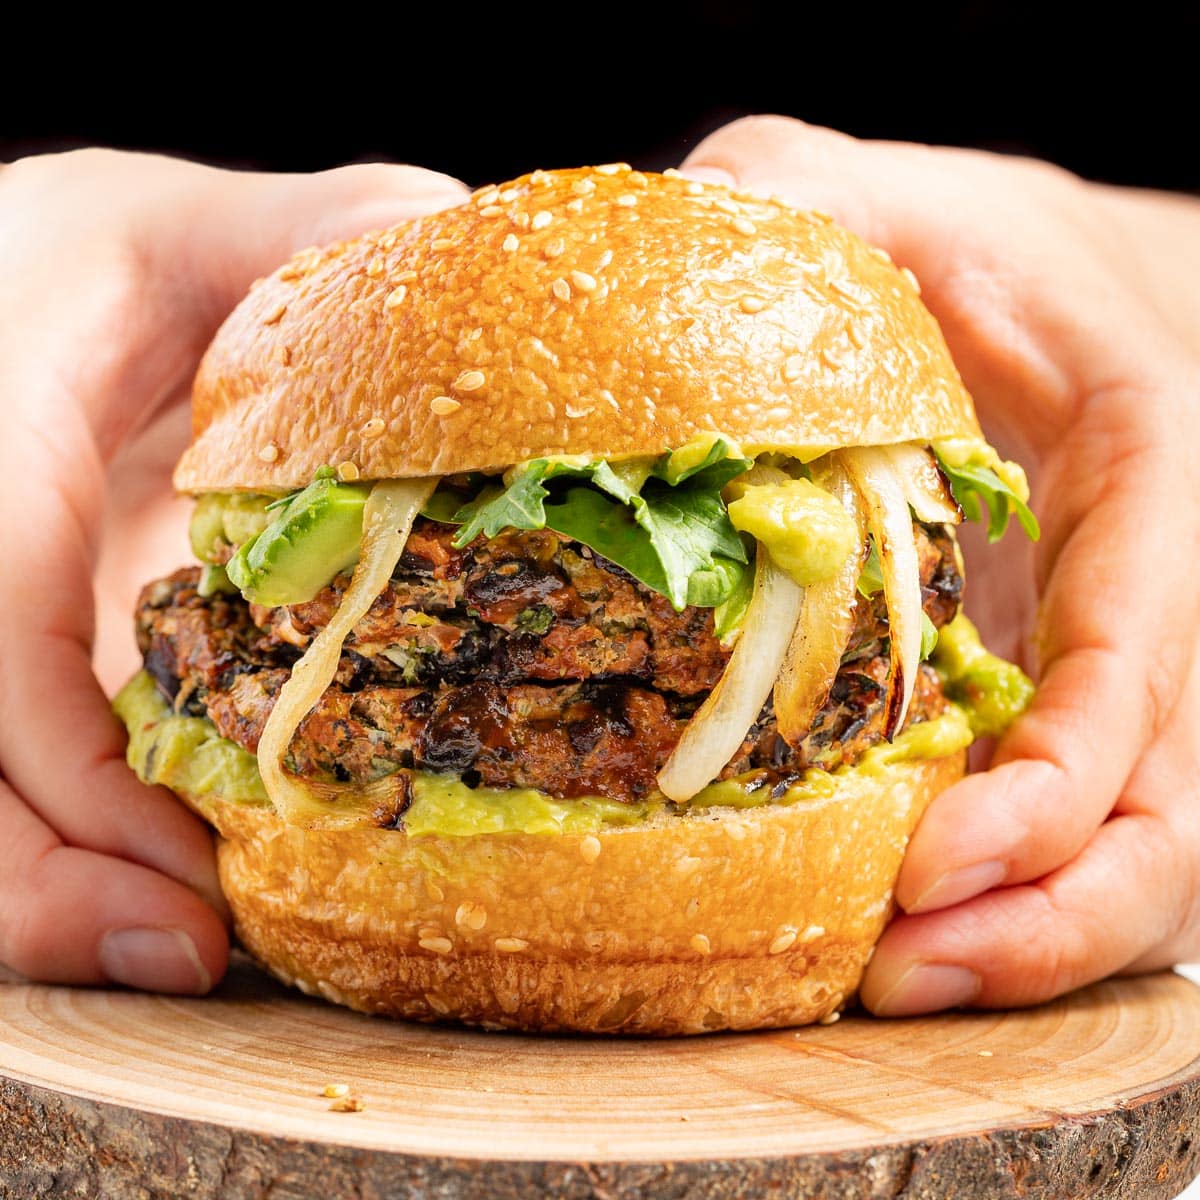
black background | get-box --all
[4,4,1196,193]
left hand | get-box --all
[681,117,1200,1015]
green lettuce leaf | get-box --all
[937,458,1040,543]
[448,445,752,610]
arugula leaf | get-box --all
[713,546,755,640]
[446,445,752,610]
[542,485,748,610]
[920,612,939,660]
[937,458,1040,543]
[857,539,884,597]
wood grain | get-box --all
[1,958,1198,1198]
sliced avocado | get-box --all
[197,563,238,597]
[225,469,370,606]
[189,493,275,563]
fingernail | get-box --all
[872,964,981,1017]
[907,860,1007,914]
[99,927,211,994]
[678,165,738,188]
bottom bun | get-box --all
[195,751,963,1035]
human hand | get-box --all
[683,118,1200,1015]
[0,151,467,994]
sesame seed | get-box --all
[571,177,596,196]
[818,1011,841,1026]
[543,238,565,258]
[685,181,705,195]
[531,210,553,231]
[901,266,922,294]
[566,198,584,214]
[396,269,419,283]
[502,233,520,252]
[579,835,602,863]
[455,901,488,931]
[801,925,825,941]
[468,326,484,340]
[337,461,360,482]
[322,1083,350,1099]
[258,443,280,463]
[454,369,486,393]
[685,896,700,918]
[570,270,598,294]
[725,822,746,841]
[275,344,292,366]
[378,232,397,251]
[551,277,572,302]
[499,187,519,202]
[426,880,445,902]
[361,417,386,439]
[869,246,893,265]
[769,929,798,955]
[663,167,682,178]
[263,303,287,325]
[512,211,531,229]
[419,936,453,955]
[476,187,500,207]
[784,354,806,382]
[384,284,408,309]
[529,169,550,186]
[810,209,834,224]
[479,205,504,218]
[690,934,712,956]
[425,993,450,1015]
[829,280,862,308]
[431,237,455,252]
[616,193,638,208]
[714,198,739,215]
[595,162,627,176]
[366,256,385,277]
[494,937,529,953]
[627,171,648,188]
[430,396,461,416]
[732,217,757,236]
[330,1096,366,1113]
[978,1050,994,1057]
[740,295,767,314]
[597,249,614,268]
[846,319,864,349]
[565,402,590,418]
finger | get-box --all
[681,115,1180,449]
[861,811,1180,1014]
[0,435,227,916]
[0,777,227,992]
[4,150,468,455]
[896,424,1195,913]
[866,643,1200,1014]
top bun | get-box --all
[176,166,981,493]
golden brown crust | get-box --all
[176,166,980,493]
[195,752,963,1034]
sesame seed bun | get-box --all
[188,752,963,1035]
[174,166,981,494]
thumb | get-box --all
[12,150,468,451]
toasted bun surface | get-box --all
[176,166,980,493]
[191,752,962,1035]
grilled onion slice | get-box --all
[772,459,865,745]
[841,448,923,737]
[886,442,962,524]
[657,542,805,803]
[256,477,436,826]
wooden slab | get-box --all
[1,958,1198,1199]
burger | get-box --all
[114,166,1037,1034]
